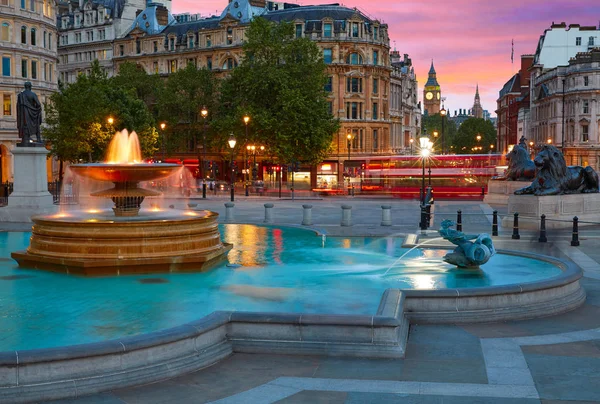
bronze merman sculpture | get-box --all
[438,219,496,268]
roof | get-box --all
[428,60,436,75]
[499,73,520,98]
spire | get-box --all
[428,60,436,75]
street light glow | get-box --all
[243,115,250,124]
[547,138,552,144]
[160,122,166,130]
[476,135,482,141]
[421,148,430,157]
[107,117,114,125]
[228,133,236,149]
[201,107,208,118]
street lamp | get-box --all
[440,107,447,154]
[419,132,431,205]
[409,137,414,154]
[200,106,208,198]
[107,116,114,125]
[159,122,166,161]
[347,132,354,195]
[228,133,236,202]
[243,115,250,196]
[547,138,552,144]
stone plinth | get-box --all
[501,193,600,229]
[484,180,531,205]
[0,147,56,221]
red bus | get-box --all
[359,154,506,199]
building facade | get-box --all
[108,0,420,188]
[422,60,440,116]
[529,49,600,170]
[0,0,58,182]
[390,50,420,154]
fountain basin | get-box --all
[11,210,232,275]
[69,163,181,183]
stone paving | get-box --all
[6,196,598,404]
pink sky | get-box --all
[173,0,598,117]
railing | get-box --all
[0,182,13,207]
[48,181,79,205]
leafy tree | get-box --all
[111,61,163,112]
[421,113,457,153]
[452,117,497,154]
[43,60,158,175]
[216,17,339,165]
[156,63,217,156]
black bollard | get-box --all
[457,210,462,232]
[202,183,207,199]
[538,214,547,243]
[511,212,520,240]
[492,210,498,236]
[420,205,428,231]
[571,216,580,246]
[425,204,432,229]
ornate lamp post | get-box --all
[419,132,431,205]
[159,122,166,161]
[243,115,250,196]
[346,132,354,195]
[409,137,414,154]
[440,107,447,154]
[228,133,236,202]
[200,106,208,198]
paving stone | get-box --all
[522,340,600,358]
[400,359,488,384]
[311,357,404,381]
[274,390,347,403]
[45,393,126,404]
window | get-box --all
[29,0,34,11]
[372,50,378,65]
[169,37,174,51]
[373,26,379,40]
[323,23,332,38]
[222,58,236,70]
[295,24,302,38]
[346,102,362,119]
[576,37,581,46]
[119,45,124,56]
[20,0,25,8]
[1,23,9,42]
[99,29,105,40]
[227,27,233,44]
[75,33,81,43]
[584,76,589,86]
[43,31,47,48]
[351,22,359,38]
[373,129,378,149]
[169,59,177,73]
[136,39,141,54]
[3,94,11,116]
[324,76,332,92]
[188,36,194,48]
[2,56,10,77]
[188,58,196,67]
[346,53,363,65]
[21,58,27,78]
[48,33,51,49]
[206,35,211,47]
[372,102,378,120]
[373,78,378,94]
[589,37,595,46]
[48,63,52,81]
[21,26,26,44]
[31,59,37,79]
[206,57,212,70]
[583,100,589,114]
[346,77,362,93]
[153,61,158,73]
[153,41,158,52]
[323,48,332,64]
[43,62,47,80]
[582,125,589,142]
[327,101,333,115]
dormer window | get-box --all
[188,36,194,48]
[351,22,359,38]
[206,35,211,47]
[373,26,378,40]
[169,37,175,50]
[227,27,233,45]
[589,37,595,46]
[295,24,302,38]
[323,22,332,38]
[136,39,141,54]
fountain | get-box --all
[11,130,232,275]
[438,219,495,268]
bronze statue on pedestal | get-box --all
[16,82,43,147]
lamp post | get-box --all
[347,132,353,195]
[200,106,208,198]
[243,115,250,196]
[228,133,236,202]
[419,132,431,205]
[160,122,166,161]
[476,134,481,154]
[409,137,414,154]
[440,107,447,154]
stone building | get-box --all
[110,0,420,188]
[390,50,420,154]
[529,49,600,170]
[56,0,172,83]
[422,60,441,116]
[0,0,58,182]
[471,84,483,119]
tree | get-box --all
[156,63,218,155]
[452,118,497,154]
[217,17,339,165]
[111,61,163,113]
[421,113,457,153]
[43,61,158,173]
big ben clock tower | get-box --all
[423,60,441,116]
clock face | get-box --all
[425,92,433,100]
[436,92,440,100]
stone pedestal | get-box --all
[0,147,56,222]
[501,193,600,229]
[484,180,531,205]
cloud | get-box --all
[172,0,599,116]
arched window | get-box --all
[30,27,36,46]
[222,58,237,70]
[1,23,10,42]
[21,25,27,44]
[346,53,363,65]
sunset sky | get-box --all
[173,0,598,117]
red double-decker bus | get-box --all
[359,154,506,199]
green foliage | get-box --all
[112,61,163,111]
[156,63,218,154]
[421,113,457,153]
[452,118,497,154]
[43,60,158,163]
[216,17,339,164]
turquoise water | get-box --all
[0,225,561,351]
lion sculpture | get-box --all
[515,144,599,196]
[492,143,535,181]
